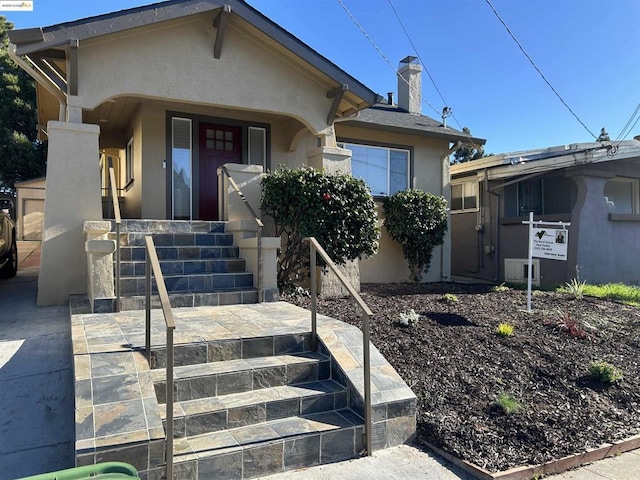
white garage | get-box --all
[15,177,46,241]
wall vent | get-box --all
[504,258,540,286]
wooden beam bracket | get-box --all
[213,5,231,59]
[326,84,348,125]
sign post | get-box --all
[523,212,570,312]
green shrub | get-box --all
[261,167,379,290]
[399,309,420,327]
[564,278,586,299]
[496,393,521,414]
[383,189,448,282]
[492,283,510,293]
[441,293,458,303]
[589,361,623,384]
[495,323,514,337]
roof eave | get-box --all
[10,0,380,107]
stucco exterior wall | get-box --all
[140,104,167,219]
[335,124,451,283]
[76,14,333,135]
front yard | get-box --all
[289,283,640,472]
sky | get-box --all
[4,0,640,154]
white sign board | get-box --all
[531,228,568,261]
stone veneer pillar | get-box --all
[306,145,361,297]
[38,121,102,305]
[84,221,116,312]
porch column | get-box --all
[38,121,102,305]
[306,143,361,296]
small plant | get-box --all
[495,323,514,337]
[441,293,458,303]
[544,309,586,338]
[492,283,510,293]
[399,309,420,327]
[565,277,587,300]
[495,392,521,414]
[589,360,623,384]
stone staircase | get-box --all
[70,302,417,480]
[148,331,365,478]
[109,220,266,311]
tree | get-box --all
[383,189,448,282]
[451,127,484,164]
[0,16,46,194]
[261,167,379,290]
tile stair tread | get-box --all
[150,352,329,382]
[158,379,346,420]
[174,409,363,457]
[119,272,251,280]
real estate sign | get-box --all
[531,228,568,261]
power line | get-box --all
[385,0,484,152]
[613,102,640,145]
[335,0,441,117]
[484,0,598,140]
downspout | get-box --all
[486,168,501,282]
[441,141,463,280]
[9,44,67,121]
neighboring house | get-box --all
[8,0,484,304]
[450,140,640,287]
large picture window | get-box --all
[338,142,410,196]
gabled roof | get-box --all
[451,140,640,180]
[9,0,381,107]
[345,103,486,145]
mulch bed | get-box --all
[286,282,640,472]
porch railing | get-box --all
[144,236,176,480]
[218,165,264,302]
[304,237,373,456]
[108,164,121,312]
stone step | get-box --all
[117,288,260,312]
[119,245,240,262]
[112,219,226,234]
[116,232,234,247]
[152,352,331,402]
[117,258,246,277]
[159,380,347,438]
[119,272,254,295]
[164,410,365,479]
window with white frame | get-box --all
[125,138,134,186]
[338,142,410,196]
[604,178,639,214]
[248,127,266,167]
[451,180,478,212]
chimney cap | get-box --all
[399,55,418,65]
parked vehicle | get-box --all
[0,197,18,279]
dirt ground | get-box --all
[287,282,640,472]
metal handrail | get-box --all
[108,165,121,312]
[218,165,264,302]
[304,237,373,456]
[144,236,176,480]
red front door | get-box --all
[199,123,242,220]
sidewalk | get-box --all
[0,242,638,479]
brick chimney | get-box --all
[397,56,422,114]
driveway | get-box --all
[0,242,74,478]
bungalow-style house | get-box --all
[450,140,640,287]
[9,0,485,305]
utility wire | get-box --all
[484,0,598,140]
[613,102,640,145]
[386,0,484,152]
[336,0,441,117]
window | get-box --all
[518,179,542,215]
[338,142,409,196]
[451,180,478,212]
[172,118,192,220]
[248,127,266,167]
[604,178,639,214]
[125,138,134,186]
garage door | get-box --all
[23,199,44,241]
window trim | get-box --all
[125,138,134,186]
[248,126,267,168]
[604,177,640,215]
[337,140,412,197]
[450,179,479,213]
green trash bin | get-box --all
[16,462,140,480]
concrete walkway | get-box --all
[0,242,638,479]
[0,242,74,479]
